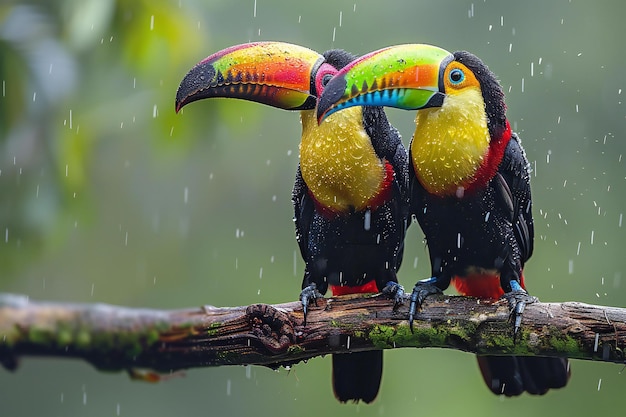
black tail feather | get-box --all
[477,355,570,396]
[332,351,383,403]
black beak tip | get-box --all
[316,76,347,124]
[175,61,218,113]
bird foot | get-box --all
[381,281,405,308]
[408,278,442,332]
[299,283,324,326]
[502,289,538,337]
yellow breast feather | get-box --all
[299,108,385,212]
[411,87,490,197]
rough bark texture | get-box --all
[0,292,624,376]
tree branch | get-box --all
[1,292,624,376]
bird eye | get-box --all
[321,73,333,86]
[449,68,465,84]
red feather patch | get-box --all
[465,121,512,194]
[452,271,526,299]
[331,280,380,296]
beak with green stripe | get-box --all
[317,44,452,122]
[176,41,324,112]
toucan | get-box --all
[175,42,410,403]
[316,44,571,396]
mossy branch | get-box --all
[0,292,624,376]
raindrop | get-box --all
[590,230,594,245]
[339,11,343,26]
[245,365,252,379]
[413,257,418,268]
[4,228,8,243]
[253,0,257,17]
[597,378,602,391]
[226,379,232,396]
[2,80,4,97]
[568,259,573,274]
[91,283,95,297]
[332,27,336,42]
[150,15,155,31]
[259,267,263,279]
[619,213,623,227]
[298,15,301,23]
[184,187,189,204]
[576,241,581,255]
[116,403,121,416]
[33,92,37,102]
[153,104,158,118]
[530,62,534,77]
[521,77,524,92]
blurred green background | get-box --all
[1,0,625,416]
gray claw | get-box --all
[300,283,323,326]
[502,289,537,338]
[408,281,442,332]
[382,281,405,308]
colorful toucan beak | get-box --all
[316,44,454,123]
[175,42,324,113]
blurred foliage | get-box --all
[1,0,626,417]
[0,0,214,272]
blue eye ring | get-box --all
[449,68,465,84]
